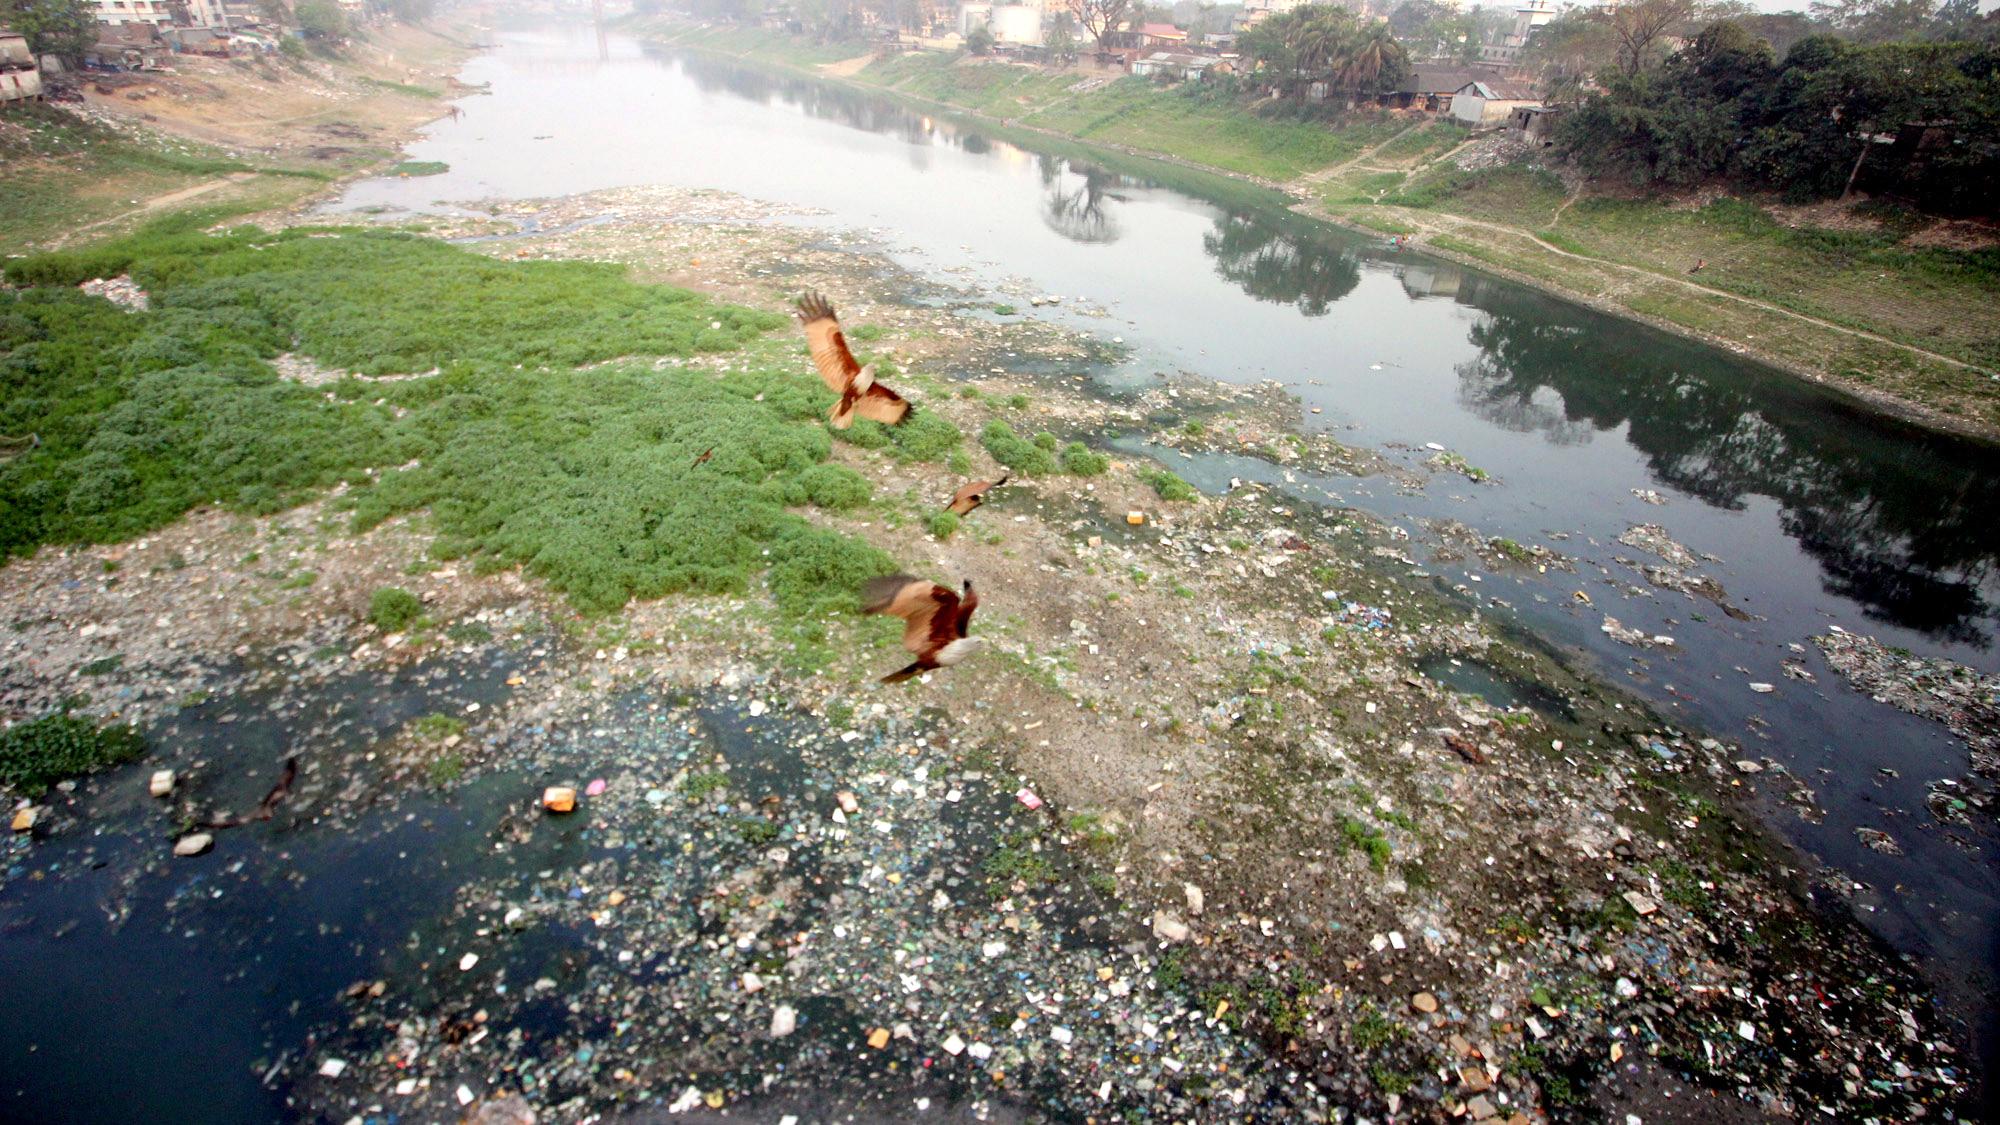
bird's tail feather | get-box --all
[879,662,926,684]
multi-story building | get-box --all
[92,0,178,27]
[1480,0,1556,64]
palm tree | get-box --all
[1339,23,1400,98]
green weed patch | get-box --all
[2,222,900,618]
[0,711,146,795]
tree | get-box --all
[1809,0,1937,42]
[1068,0,1131,51]
[966,22,995,53]
[1609,0,1701,73]
[1341,23,1405,95]
[1044,19,1078,64]
[295,0,349,39]
[1525,10,1618,103]
[0,0,96,65]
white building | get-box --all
[93,0,177,26]
[1480,0,1556,64]
[960,0,1045,45]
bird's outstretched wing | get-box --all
[848,382,910,426]
[947,474,1009,516]
[797,291,861,394]
[861,574,961,657]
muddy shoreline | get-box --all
[1,175,1982,1121]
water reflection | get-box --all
[1038,154,1126,245]
[1201,212,1361,316]
[667,48,945,147]
[1450,280,2000,644]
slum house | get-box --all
[1450,77,1538,125]
[86,21,168,69]
[1,29,43,104]
[162,25,236,56]
[1380,63,1510,113]
[1130,51,1232,82]
[1510,103,1562,142]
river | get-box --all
[335,21,2000,1073]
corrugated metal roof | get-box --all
[1456,78,1538,100]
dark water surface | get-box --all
[327,20,1992,1075]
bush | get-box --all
[794,463,872,510]
[0,712,145,795]
[891,409,962,463]
[927,510,961,539]
[1139,466,1197,501]
[368,587,423,630]
[1060,441,1108,475]
[980,420,1057,475]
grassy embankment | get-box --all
[0,106,330,257]
[655,22,1403,182]
[0,21,471,256]
[1317,158,2000,430]
[650,20,2000,435]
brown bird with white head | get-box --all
[797,291,910,430]
[946,473,1008,517]
[860,574,985,683]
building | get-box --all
[1480,0,1555,64]
[1131,50,1231,81]
[987,2,1043,45]
[1381,64,1510,113]
[91,0,179,28]
[1510,103,1562,141]
[1234,0,1301,32]
[85,21,168,68]
[1450,77,1539,124]
[1,29,44,104]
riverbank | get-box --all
[0,19,478,256]
[636,19,2000,443]
[2,176,1978,1120]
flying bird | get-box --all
[797,291,910,429]
[861,575,985,683]
[946,473,1009,517]
[690,446,714,469]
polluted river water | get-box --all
[338,24,2000,1054]
[1,21,1994,1122]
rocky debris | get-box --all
[1816,627,1999,778]
[541,786,575,813]
[1601,616,1673,648]
[173,832,213,856]
[1857,827,1904,855]
[149,769,176,797]
[11,805,40,832]
[79,274,150,311]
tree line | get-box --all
[1238,5,1408,102]
[1529,0,1998,214]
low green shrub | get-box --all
[0,712,145,795]
[1139,466,1198,501]
[1060,441,1108,475]
[980,420,1057,475]
[368,587,423,630]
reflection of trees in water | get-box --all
[667,51,934,143]
[1456,283,2000,645]
[1455,320,1594,446]
[1201,213,1360,316]
[1039,157,1127,245]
